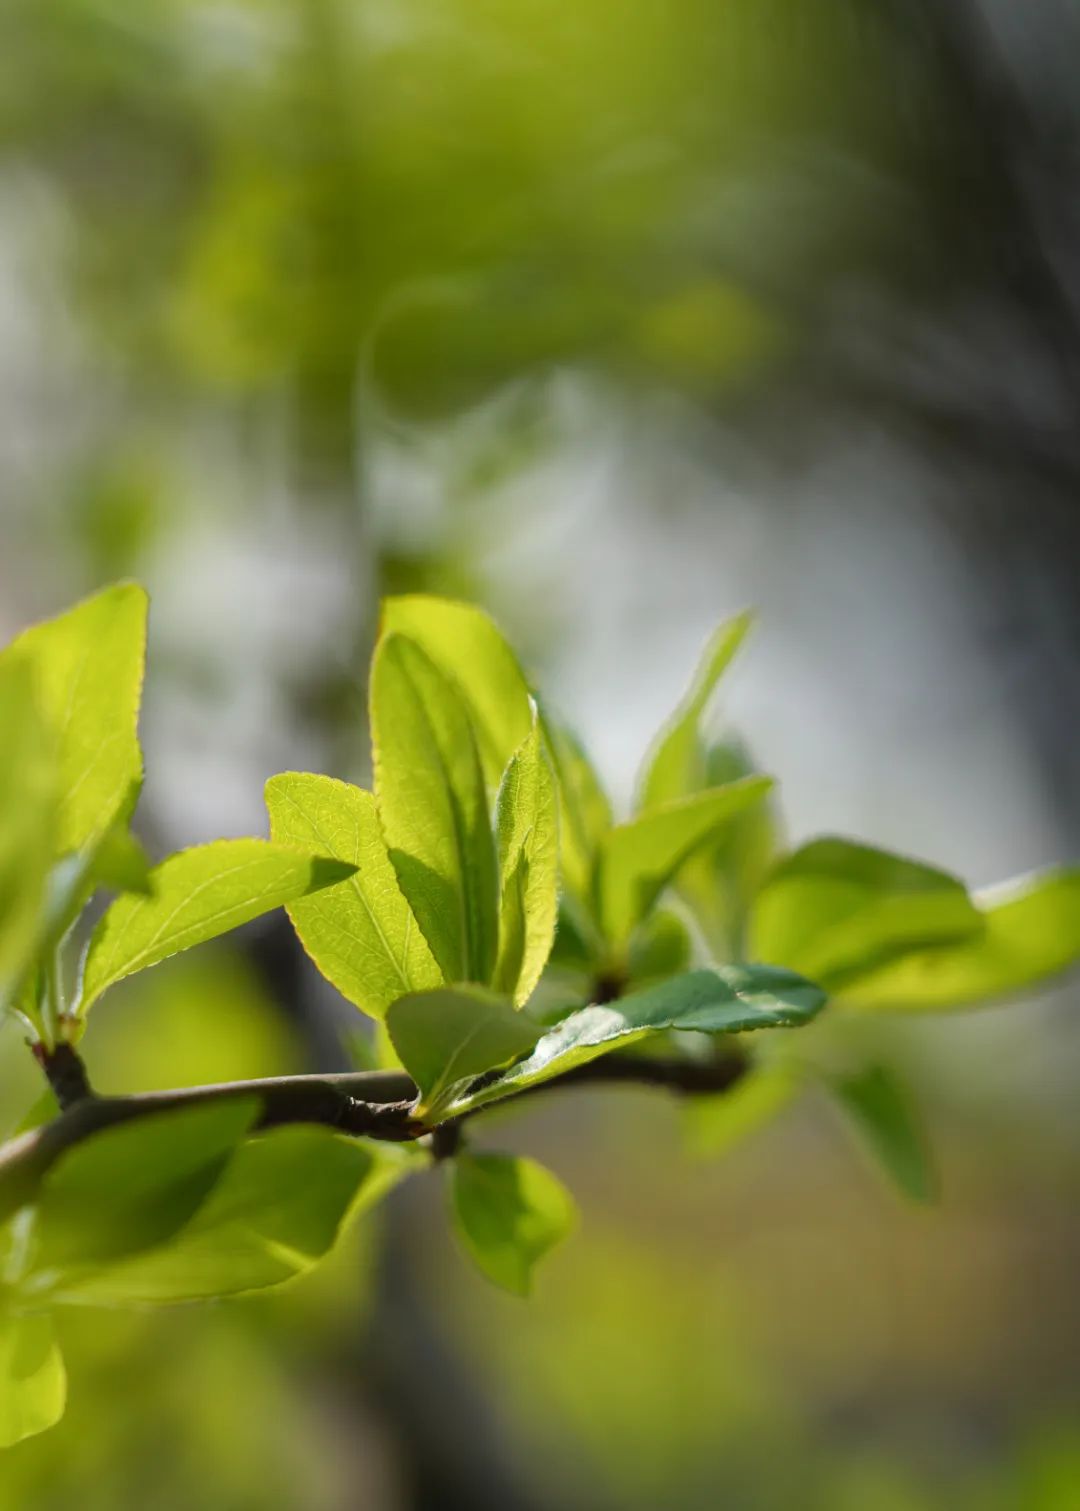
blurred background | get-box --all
[0,0,1078,1506]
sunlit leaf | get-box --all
[837,867,1080,1012]
[493,724,559,1004]
[599,778,773,946]
[79,840,355,1013]
[828,1063,937,1203]
[750,837,981,990]
[380,596,534,787]
[636,611,753,810]
[447,965,825,1115]
[0,583,147,856]
[386,988,543,1116]
[50,1130,409,1305]
[449,1152,576,1296]
[86,823,153,897]
[371,633,498,984]
[0,654,55,1013]
[0,1311,66,1448]
[537,703,611,922]
[266,773,442,1020]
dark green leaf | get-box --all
[450,1152,576,1296]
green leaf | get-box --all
[749,837,982,990]
[828,1064,938,1203]
[48,1130,409,1305]
[371,633,499,984]
[626,909,693,987]
[837,867,1080,1012]
[79,840,356,1013]
[449,1152,576,1296]
[86,823,153,897]
[683,1060,803,1159]
[0,654,55,1013]
[266,773,442,1020]
[493,724,559,1005]
[0,1312,66,1448]
[386,988,543,1116]
[447,965,826,1115]
[27,1098,259,1277]
[1,583,147,856]
[599,778,773,946]
[537,705,611,918]
[636,611,753,811]
[380,596,534,788]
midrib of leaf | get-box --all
[275,784,413,993]
[423,1017,499,1111]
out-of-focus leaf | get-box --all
[380,596,534,787]
[837,868,1080,1012]
[627,909,693,987]
[750,837,981,990]
[493,724,559,1004]
[683,1059,803,1159]
[371,634,498,984]
[828,1063,937,1203]
[0,584,147,856]
[79,840,355,1013]
[386,988,543,1116]
[0,1312,66,1448]
[537,704,611,922]
[50,1129,409,1305]
[636,611,753,811]
[599,779,773,946]
[450,1152,576,1296]
[27,1098,259,1276]
[266,773,442,1020]
[0,654,55,1013]
[447,965,825,1115]
[85,824,152,897]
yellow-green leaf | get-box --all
[493,724,559,1005]
[829,1064,938,1203]
[371,633,498,984]
[449,1152,576,1296]
[386,988,542,1116]
[0,1312,66,1448]
[0,654,55,1012]
[80,840,356,1012]
[1,583,147,856]
[266,773,442,1020]
[538,704,611,920]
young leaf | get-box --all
[380,596,534,787]
[86,823,153,897]
[636,611,753,811]
[266,773,442,1019]
[386,988,543,1115]
[447,965,826,1115]
[599,778,773,946]
[48,1131,410,1305]
[450,1152,576,1296]
[0,1312,66,1448]
[1,583,147,856]
[836,867,1080,1012]
[493,725,559,1005]
[79,840,356,1013]
[749,837,982,990]
[0,654,55,1012]
[828,1064,938,1203]
[27,1098,259,1277]
[537,704,611,918]
[371,633,498,984]
[683,1060,803,1159]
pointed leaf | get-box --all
[446,965,826,1115]
[380,596,534,787]
[450,1152,576,1296]
[750,837,982,990]
[493,725,559,1004]
[538,704,611,918]
[371,633,498,984]
[1,583,147,856]
[387,987,543,1114]
[79,840,356,1012]
[27,1098,259,1277]
[0,1312,66,1448]
[837,867,1080,1012]
[829,1064,938,1203]
[266,773,442,1019]
[599,778,773,945]
[636,611,753,811]
[50,1131,410,1305]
